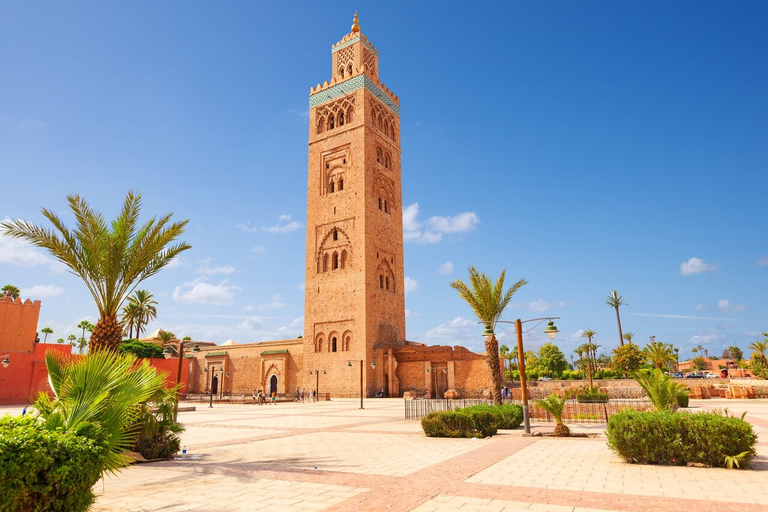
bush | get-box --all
[676,390,689,408]
[421,409,500,438]
[576,392,609,402]
[0,416,108,512]
[606,410,757,468]
[119,339,164,359]
[458,403,523,429]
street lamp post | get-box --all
[309,369,326,401]
[483,317,560,434]
[347,360,376,409]
[203,366,223,408]
[1,355,10,368]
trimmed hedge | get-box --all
[606,410,756,468]
[576,392,609,403]
[0,415,108,512]
[676,390,689,408]
[458,404,523,429]
[421,409,498,438]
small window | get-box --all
[330,181,335,193]
[378,197,382,210]
[332,252,339,270]
[338,178,344,191]
[342,158,346,164]
[339,112,344,126]
[376,148,382,163]
[339,67,345,78]
[385,276,390,290]
[347,64,352,76]
[384,200,388,213]
[345,336,351,351]
[329,117,335,129]
[323,254,329,272]
[332,337,337,352]
[317,337,323,352]
[333,228,338,241]
[385,155,390,169]
[379,275,384,288]
[340,250,347,269]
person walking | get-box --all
[271,391,276,405]
[252,389,257,405]
[301,388,305,403]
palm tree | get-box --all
[67,334,77,347]
[450,266,527,405]
[2,284,20,299]
[622,332,635,345]
[499,344,510,378]
[56,337,65,344]
[78,320,94,344]
[41,326,53,343]
[749,340,767,365]
[634,369,685,411]
[535,391,572,437]
[0,192,191,351]
[34,349,169,475]
[643,341,676,369]
[120,301,140,339]
[605,291,627,346]
[157,330,176,344]
[126,290,158,339]
[580,330,598,389]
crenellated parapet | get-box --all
[1,295,42,308]
[0,295,42,353]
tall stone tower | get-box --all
[304,14,405,397]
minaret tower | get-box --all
[304,14,405,397]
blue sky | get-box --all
[1,1,766,360]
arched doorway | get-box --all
[269,375,278,396]
[211,375,219,395]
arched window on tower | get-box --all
[339,67,345,78]
[329,180,335,193]
[384,200,388,213]
[339,112,344,126]
[379,275,384,288]
[384,154,390,169]
[323,254,329,272]
[338,178,344,191]
[378,197,382,210]
[385,276,390,290]
[332,252,339,270]
[340,250,347,269]
[345,336,351,351]
[329,116,335,129]
[331,337,337,352]
[376,147,382,163]
[316,337,323,353]
[333,228,338,241]
[347,64,353,76]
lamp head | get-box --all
[544,321,559,340]
[347,361,352,368]
[481,324,495,337]
[192,344,201,352]
[370,361,376,369]
[163,346,172,359]
[1,356,9,368]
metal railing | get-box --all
[182,392,331,404]
[404,398,653,423]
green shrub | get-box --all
[421,409,499,438]
[676,390,689,408]
[421,411,473,437]
[458,403,523,429]
[606,410,757,468]
[0,416,108,512]
[576,392,609,402]
[119,339,164,359]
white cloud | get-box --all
[288,108,309,119]
[237,315,264,330]
[198,265,236,275]
[697,299,747,313]
[758,255,768,267]
[245,294,288,311]
[680,257,718,276]
[512,299,566,312]
[405,309,418,319]
[424,316,477,340]
[172,278,240,306]
[235,222,259,233]
[252,246,266,253]
[263,214,303,234]
[569,329,586,340]
[630,312,742,322]
[19,118,46,130]
[402,203,479,244]
[20,284,64,299]
[0,232,60,271]
[438,261,455,275]
[165,256,185,269]
[689,328,727,347]
[404,277,418,295]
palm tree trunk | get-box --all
[90,315,123,352]
[485,335,503,405]
[615,307,624,346]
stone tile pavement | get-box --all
[2,398,767,511]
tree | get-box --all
[1,284,20,299]
[41,326,53,343]
[691,356,707,371]
[78,320,94,345]
[0,192,191,351]
[611,343,644,377]
[119,339,164,359]
[182,336,191,341]
[77,337,88,355]
[579,330,598,389]
[622,332,635,344]
[450,266,527,405]
[122,290,158,339]
[537,343,568,377]
[748,339,767,365]
[643,341,677,370]
[722,345,743,362]
[56,337,65,344]
[499,344,510,378]
[120,301,140,340]
[157,330,176,344]
[605,290,627,346]
[535,391,572,437]
[67,334,77,347]
[634,369,685,411]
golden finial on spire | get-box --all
[351,11,360,33]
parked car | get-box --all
[685,372,705,378]
[704,373,718,378]
[670,372,685,379]
[538,376,552,381]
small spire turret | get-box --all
[351,12,360,33]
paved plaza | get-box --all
[4,398,767,511]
